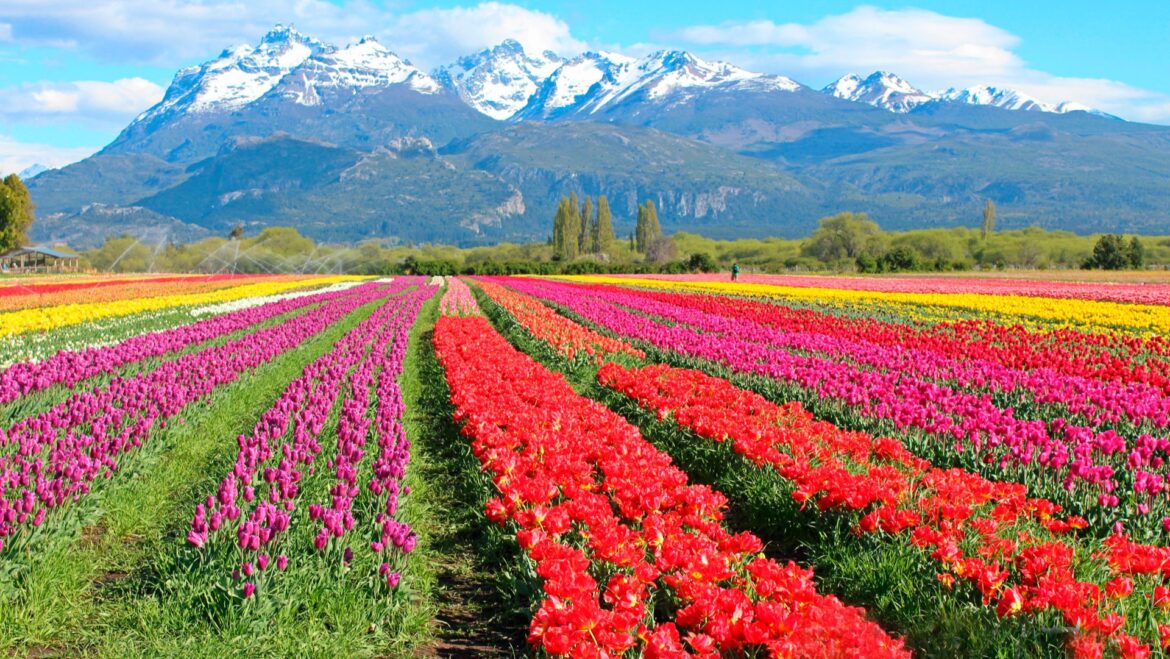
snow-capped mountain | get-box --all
[823,72,933,113]
[517,49,802,120]
[515,51,633,119]
[272,36,440,106]
[133,25,439,127]
[434,39,562,120]
[129,25,1106,129]
[934,86,1094,114]
[17,164,50,179]
[33,24,1162,253]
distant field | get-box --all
[4,271,1170,656]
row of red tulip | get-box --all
[475,279,644,361]
[434,312,908,658]
[599,362,1168,655]
[500,278,1170,527]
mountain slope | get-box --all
[136,135,524,244]
[443,122,823,237]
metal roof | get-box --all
[0,245,79,259]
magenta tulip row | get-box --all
[0,281,403,552]
[627,272,1170,306]
[188,284,433,593]
[0,282,371,406]
[501,278,1170,522]
[608,287,1170,433]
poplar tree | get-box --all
[981,199,997,241]
[563,193,581,260]
[635,199,661,253]
[552,196,570,260]
[593,195,615,253]
[579,196,593,254]
[635,204,647,253]
[645,199,661,244]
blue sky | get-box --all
[2,0,1169,173]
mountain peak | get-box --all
[823,71,931,112]
[495,38,525,54]
[434,39,563,120]
[131,27,438,124]
[261,24,307,42]
[17,164,50,179]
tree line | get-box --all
[801,211,1153,273]
[551,193,616,259]
[7,178,1168,274]
[551,194,673,262]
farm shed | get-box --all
[0,246,81,273]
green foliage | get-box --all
[551,195,581,261]
[879,245,921,272]
[686,252,717,273]
[634,200,662,253]
[401,256,458,276]
[1129,237,1146,268]
[579,196,593,254]
[802,212,884,263]
[82,213,1170,275]
[594,196,615,254]
[0,174,35,251]
[1082,234,1144,270]
[981,200,996,241]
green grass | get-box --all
[400,294,532,657]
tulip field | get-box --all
[5,272,1170,656]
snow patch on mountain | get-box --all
[517,49,801,120]
[434,39,561,120]
[17,164,50,179]
[936,85,1058,112]
[127,26,1111,128]
[137,25,324,122]
[275,37,439,106]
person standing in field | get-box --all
[731,263,740,281]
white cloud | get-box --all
[0,1,584,69]
[382,2,586,69]
[0,135,97,175]
[673,5,1170,124]
[0,78,164,127]
[0,0,382,65]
